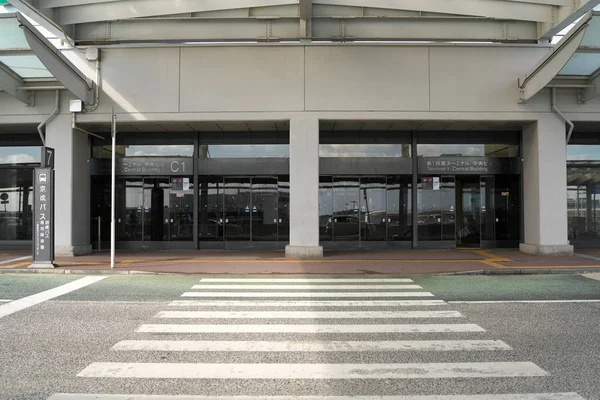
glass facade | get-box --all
[86,132,521,250]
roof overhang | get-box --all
[0,12,93,105]
[518,9,600,103]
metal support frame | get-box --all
[0,61,33,105]
[110,113,116,269]
[518,10,592,102]
[72,113,105,139]
[551,87,575,144]
[411,132,418,250]
[37,90,60,148]
[17,13,94,105]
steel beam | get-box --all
[0,61,32,105]
[315,0,555,22]
[56,0,298,25]
[74,16,538,43]
[518,10,592,102]
[17,13,93,104]
[539,0,600,41]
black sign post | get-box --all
[41,147,55,169]
[29,167,56,268]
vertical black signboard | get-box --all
[32,168,54,265]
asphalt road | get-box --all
[0,273,599,400]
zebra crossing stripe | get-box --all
[48,394,588,400]
[136,323,485,333]
[154,310,463,319]
[181,292,435,298]
[168,300,448,307]
[199,278,415,283]
[112,339,512,352]
[77,361,548,379]
[191,285,423,290]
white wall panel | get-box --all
[179,47,304,112]
[305,46,429,111]
[99,48,180,113]
[430,47,549,112]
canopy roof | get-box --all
[6,0,600,44]
[0,9,93,105]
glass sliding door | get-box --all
[120,178,143,241]
[456,177,481,248]
[333,177,360,241]
[199,176,223,241]
[387,176,412,242]
[360,177,386,242]
[170,178,194,241]
[418,176,455,246]
[224,177,251,241]
[278,176,290,243]
[480,176,495,248]
[143,178,170,241]
[252,177,278,241]
[319,177,333,241]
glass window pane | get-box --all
[170,177,194,241]
[224,178,251,241]
[319,176,333,242]
[387,175,412,241]
[0,147,41,165]
[417,144,518,158]
[0,55,53,78]
[93,145,194,158]
[333,177,360,241]
[199,176,223,241]
[199,145,289,158]
[251,177,278,241]
[567,145,600,161]
[360,177,386,241]
[320,144,411,157]
[0,17,30,50]
[118,178,143,241]
[0,168,33,240]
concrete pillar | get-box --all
[285,115,323,258]
[520,114,573,255]
[46,114,92,256]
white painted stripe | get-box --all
[169,300,448,307]
[200,278,414,283]
[0,276,107,319]
[0,255,31,265]
[137,323,485,333]
[181,292,435,298]
[0,299,12,303]
[191,284,423,290]
[77,361,548,379]
[155,310,463,319]
[46,394,589,400]
[448,299,600,304]
[113,339,512,352]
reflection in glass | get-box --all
[199,177,223,241]
[320,144,411,158]
[387,176,412,241]
[224,178,251,241]
[0,147,41,165]
[143,178,170,241]
[360,177,386,241]
[0,168,33,240]
[494,175,519,241]
[93,145,194,158]
[319,177,333,241]
[417,144,518,158]
[333,178,360,241]
[480,177,495,242]
[278,177,290,242]
[120,179,143,241]
[417,176,455,241]
[170,179,194,241]
[252,177,278,241]
[199,145,289,158]
[456,177,481,247]
[567,145,600,161]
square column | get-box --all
[46,114,92,256]
[285,115,323,258]
[520,114,573,255]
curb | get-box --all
[0,267,598,276]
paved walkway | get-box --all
[2,248,600,274]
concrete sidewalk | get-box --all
[2,248,600,275]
